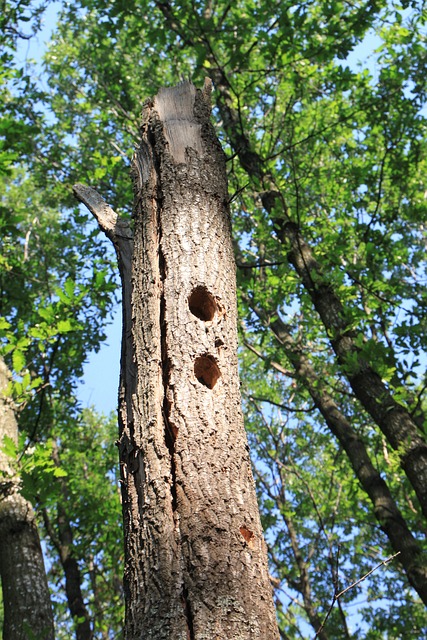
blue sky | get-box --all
[78,294,121,415]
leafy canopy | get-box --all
[2,0,427,637]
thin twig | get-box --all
[228,182,249,203]
[337,551,401,600]
[237,260,286,269]
[314,551,401,638]
[249,395,316,413]
[243,340,294,378]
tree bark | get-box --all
[74,80,279,640]
[0,357,55,640]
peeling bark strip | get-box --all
[75,81,279,639]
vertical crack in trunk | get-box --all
[155,156,178,517]
[147,119,179,520]
[161,292,178,514]
[181,586,195,640]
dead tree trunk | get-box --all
[0,357,55,640]
[74,80,279,639]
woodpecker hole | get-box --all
[194,355,221,389]
[188,287,217,321]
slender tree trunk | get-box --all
[278,219,427,520]
[74,80,279,639]
[52,444,93,640]
[279,501,329,640]
[42,467,93,640]
[245,298,427,604]
[0,357,55,640]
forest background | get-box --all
[1,0,427,638]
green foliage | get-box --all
[2,0,427,637]
[38,408,124,638]
[0,4,121,636]
[0,434,17,460]
[0,167,117,426]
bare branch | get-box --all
[243,340,294,378]
[72,183,132,244]
[248,395,315,413]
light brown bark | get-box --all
[0,357,55,640]
[74,81,279,639]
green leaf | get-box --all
[1,434,17,459]
[56,319,74,332]
[12,348,25,372]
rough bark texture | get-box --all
[74,81,279,640]
[126,80,278,639]
[0,357,55,640]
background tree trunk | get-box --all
[0,357,55,640]
[75,80,279,640]
[42,443,93,640]
[246,301,427,604]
